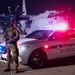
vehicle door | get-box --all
[65,30,75,56]
[46,30,75,60]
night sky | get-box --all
[0,0,75,15]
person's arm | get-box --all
[10,29,20,42]
[3,29,9,41]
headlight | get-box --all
[18,45,29,52]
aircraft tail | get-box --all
[22,0,27,15]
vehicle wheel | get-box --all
[28,49,47,69]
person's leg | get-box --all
[4,44,11,71]
[11,44,19,72]
[13,56,19,72]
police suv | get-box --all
[0,28,75,69]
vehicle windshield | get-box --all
[25,30,53,40]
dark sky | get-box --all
[0,0,75,15]
[0,0,22,15]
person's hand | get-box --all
[6,40,11,43]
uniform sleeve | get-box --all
[3,29,8,39]
[10,28,20,42]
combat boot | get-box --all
[4,67,11,72]
[4,63,11,72]
[14,68,18,73]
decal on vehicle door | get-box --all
[60,44,75,53]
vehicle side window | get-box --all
[48,32,59,41]
[48,30,75,41]
[35,32,43,39]
[28,31,43,39]
[48,32,67,41]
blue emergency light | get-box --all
[0,46,6,54]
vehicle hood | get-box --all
[0,38,46,46]
[18,38,38,45]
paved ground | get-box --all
[0,61,30,75]
[0,62,9,75]
[0,60,75,75]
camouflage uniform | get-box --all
[3,25,20,72]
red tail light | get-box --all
[44,44,49,49]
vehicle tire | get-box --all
[28,49,47,69]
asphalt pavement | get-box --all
[0,61,9,75]
[1,61,75,75]
[0,61,30,75]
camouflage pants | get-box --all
[5,43,19,70]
